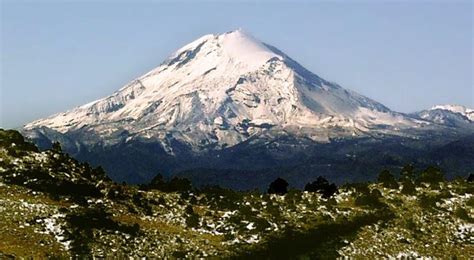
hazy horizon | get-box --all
[1,1,472,128]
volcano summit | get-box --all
[23,30,474,187]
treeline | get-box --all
[140,164,473,204]
[267,176,338,198]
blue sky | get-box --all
[1,1,472,128]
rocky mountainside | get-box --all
[21,29,474,184]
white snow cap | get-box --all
[170,28,280,72]
[431,104,473,113]
[430,104,474,121]
[218,29,280,69]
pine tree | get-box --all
[378,169,399,189]
[417,166,444,185]
[51,141,62,152]
[149,173,166,190]
[400,164,416,181]
[401,179,416,195]
[304,176,338,198]
[268,178,289,195]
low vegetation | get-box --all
[0,129,472,258]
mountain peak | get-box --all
[218,29,279,67]
[223,28,248,36]
[25,30,419,151]
[166,29,279,73]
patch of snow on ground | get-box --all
[41,213,71,250]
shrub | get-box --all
[305,176,329,192]
[355,189,384,208]
[148,173,166,190]
[418,194,440,210]
[348,182,370,195]
[145,174,192,192]
[268,178,289,195]
[400,164,416,181]
[107,185,129,200]
[304,176,338,198]
[417,166,444,185]
[404,218,418,232]
[467,173,473,182]
[323,184,338,198]
[66,206,141,254]
[132,193,153,215]
[185,205,200,228]
[167,177,192,192]
[199,185,243,210]
[401,179,416,195]
[51,141,62,153]
[454,207,472,222]
[0,129,38,154]
[377,169,399,189]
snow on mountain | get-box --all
[413,104,474,128]
[430,105,474,121]
[24,29,421,152]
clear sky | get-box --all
[1,0,472,128]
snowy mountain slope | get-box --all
[24,29,423,152]
[412,104,474,128]
[429,105,474,121]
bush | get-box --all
[355,189,384,208]
[167,177,192,192]
[268,178,289,195]
[400,164,416,181]
[185,205,200,228]
[199,185,243,210]
[467,173,473,182]
[145,174,192,192]
[92,166,109,180]
[304,176,338,198]
[454,207,472,222]
[417,166,444,185]
[348,182,371,195]
[0,129,38,155]
[66,206,141,254]
[51,141,62,153]
[107,185,129,200]
[305,176,329,192]
[401,179,416,195]
[404,218,418,232]
[147,173,166,190]
[377,169,399,189]
[418,194,443,210]
[132,193,153,215]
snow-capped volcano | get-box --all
[22,29,474,184]
[24,29,420,152]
